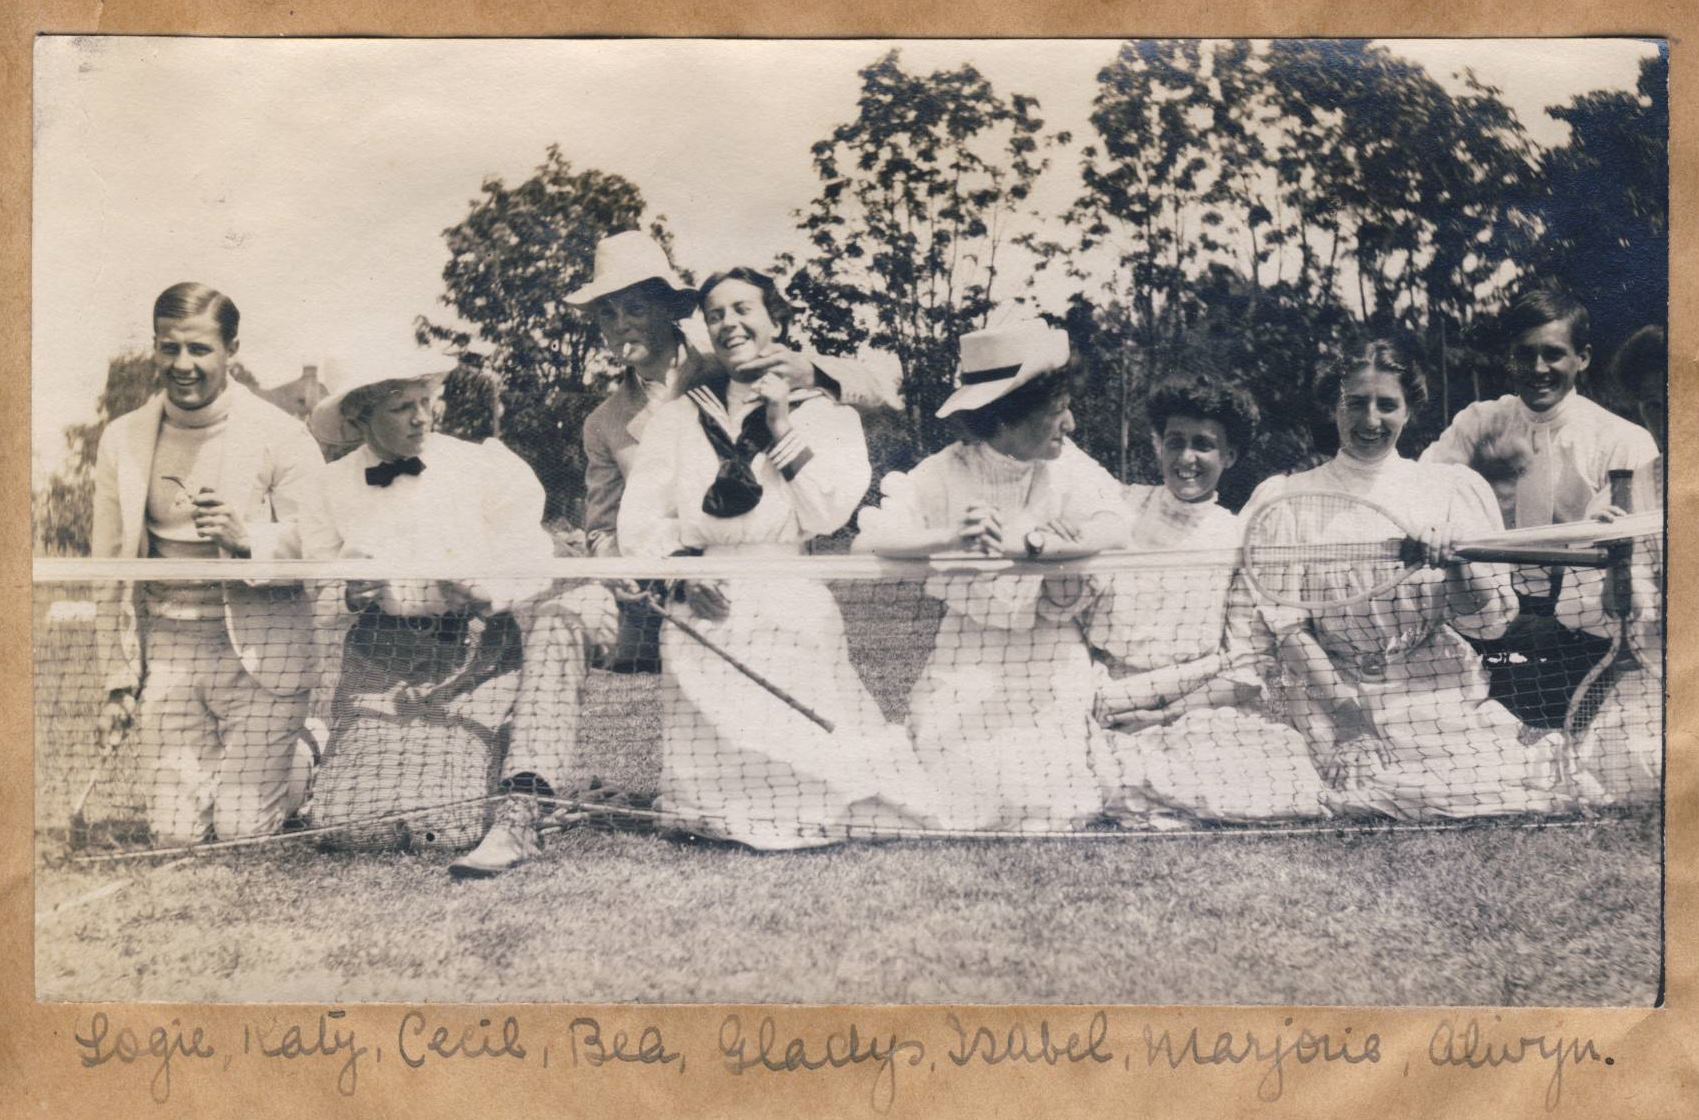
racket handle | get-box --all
[1454,546,1610,567]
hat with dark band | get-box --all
[936,319,1072,418]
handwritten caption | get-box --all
[70,1008,1613,1112]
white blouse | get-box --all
[617,387,871,557]
[1241,453,1517,663]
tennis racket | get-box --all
[1241,490,1634,612]
[634,590,836,733]
[1562,471,1640,780]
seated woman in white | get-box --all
[1552,325,1665,807]
[856,320,1131,832]
[1087,375,1332,823]
[1241,338,1570,819]
[617,268,943,849]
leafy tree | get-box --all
[1532,50,1668,380]
[33,351,159,556]
[419,144,679,517]
[782,49,1056,455]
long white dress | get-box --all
[858,440,1129,831]
[1241,453,1572,818]
[1554,456,1663,806]
[1087,485,1333,822]
[617,382,944,848]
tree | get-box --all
[33,351,159,555]
[1037,39,1546,478]
[782,49,1057,456]
[1532,50,1668,385]
[418,144,679,518]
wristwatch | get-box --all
[1024,528,1049,559]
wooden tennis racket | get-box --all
[1240,490,1644,612]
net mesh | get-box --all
[34,537,1663,856]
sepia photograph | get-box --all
[30,36,1667,1007]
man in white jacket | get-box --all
[1420,289,1659,723]
[93,282,324,844]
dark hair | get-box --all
[1611,325,1666,400]
[153,281,240,345]
[955,367,1074,442]
[1504,288,1591,353]
[698,268,794,343]
[1146,375,1259,452]
[1314,336,1429,415]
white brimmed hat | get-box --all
[307,342,457,446]
[936,320,1071,418]
[563,230,697,314]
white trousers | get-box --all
[140,618,311,844]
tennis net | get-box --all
[33,535,1663,856]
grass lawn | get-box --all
[33,582,1664,1006]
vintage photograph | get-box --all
[31,37,1666,1006]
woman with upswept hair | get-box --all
[1241,337,1570,818]
[857,319,1131,832]
[617,267,944,849]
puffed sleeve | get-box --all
[1059,444,1132,539]
[767,398,872,537]
[617,399,688,559]
[1418,398,1494,468]
[1438,463,1518,640]
[1601,420,1660,481]
[479,439,554,560]
[465,439,555,611]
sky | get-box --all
[30,36,1661,480]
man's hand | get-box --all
[731,348,816,390]
[97,689,138,750]
[191,487,252,557]
[344,580,386,611]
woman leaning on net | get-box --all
[1239,337,1571,819]
[615,267,944,849]
[1083,373,1334,825]
[855,320,1131,833]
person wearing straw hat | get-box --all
[299,341,617,870]
[856,319,1131,832]
[569,230,893,672]
[91,282,324,846]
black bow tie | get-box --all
[365,457,425,487]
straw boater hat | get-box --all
[563,230,698,316]
[307,341,457,447]
[936,319,1072,418]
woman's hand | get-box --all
[1044,515,1082,545]
[753,371,794,440]
[1414,521,1457,568]
[682,580,731,621]
[956,503,1004,554]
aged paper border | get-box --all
[3,3,1693,1116]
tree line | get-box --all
[35,41,1667,552]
